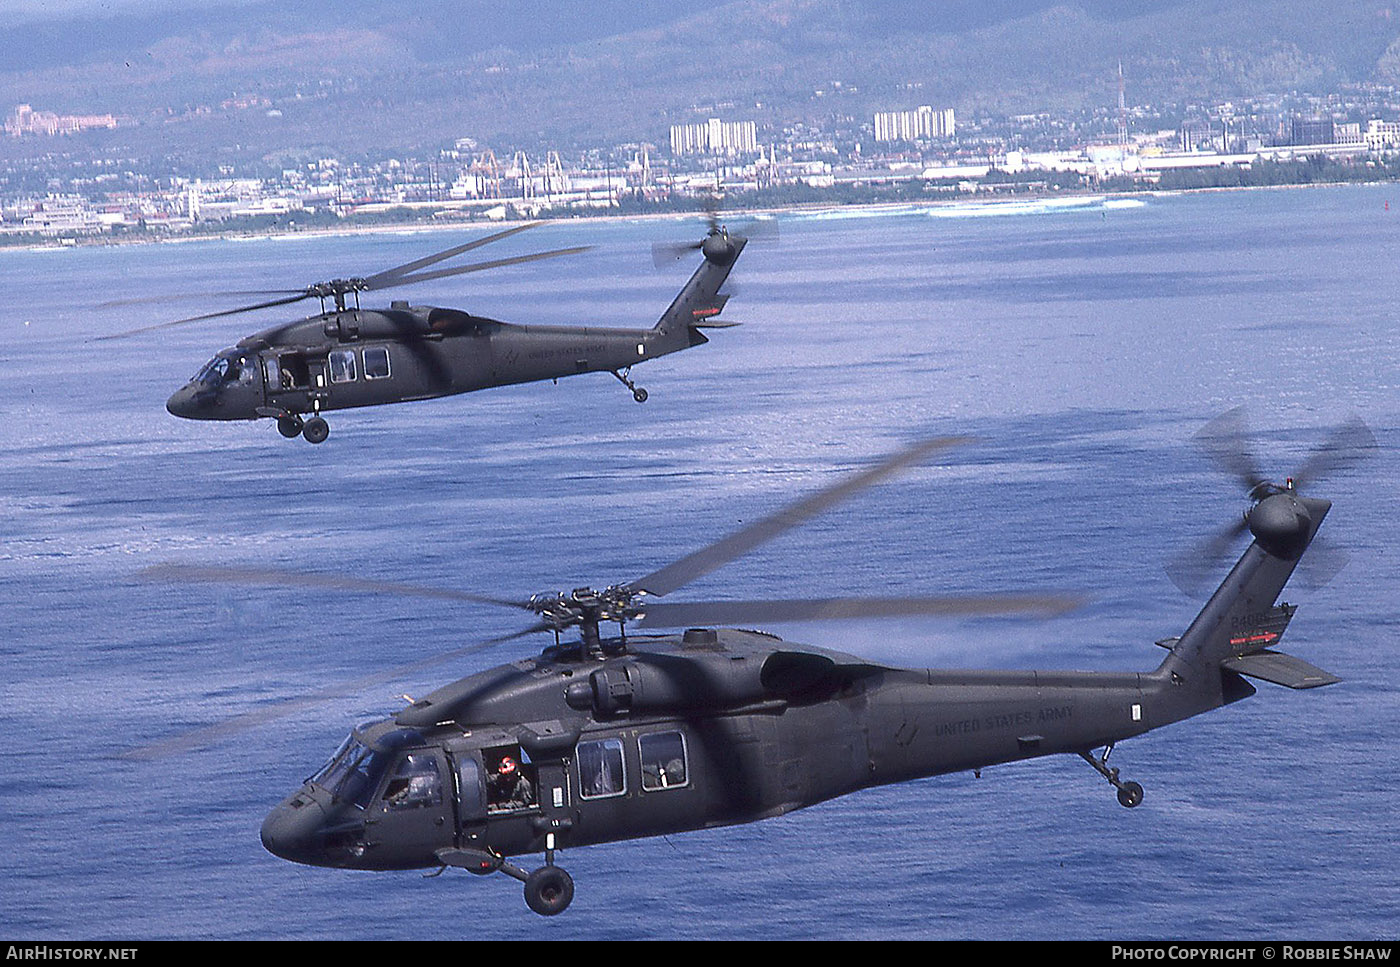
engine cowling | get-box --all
[564,649,847,717]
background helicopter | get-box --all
[140,418,1370,916]
[104,220,752,443]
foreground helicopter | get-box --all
[149,419,1366,916]
[108,221,749,443]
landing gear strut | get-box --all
[1078,744,1144,808]
[433,836,575,916]
[612,368,648,403]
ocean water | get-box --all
[1,186,1396,940]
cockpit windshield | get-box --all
[311,728,426,809]
[193,352,255,388]
[311,734,391,808]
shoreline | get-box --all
[6,179,1394,254]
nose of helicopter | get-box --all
[260,795,331,866]
[165,384,202,420]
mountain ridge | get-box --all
[3,1,1399,161]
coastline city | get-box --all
[6,79,1400,245]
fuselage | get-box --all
[165,308,701,423]
[259,627,1212,873]
[163,230,745,435]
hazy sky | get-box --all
[1,0,255,21]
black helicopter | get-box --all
[146,417,1367,916]
[109,221,747,443]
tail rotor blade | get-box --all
[1193,405,1268,495]
[1166,516,1250,596]
[652,240,701,268]
[1292,416,1377,490]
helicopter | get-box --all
[143,415,1369,916]
[108,221,749,443]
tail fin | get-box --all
[652,232,747,343]
[1156,493,1339,693]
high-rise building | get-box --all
[873,106,956,143]
[670,118,759,157]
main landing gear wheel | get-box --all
[302,416,330,444]
[277,415,303,439]
[523,865,574,916]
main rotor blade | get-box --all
[121,622,550,761]
[96,291,315,340]
[626,435,972,599]
[365,246,592,291]
[98,288,306,310]
[138,563,532,612]
[363,222,541,288]
[634,593,1082,628]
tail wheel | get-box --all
[1117,781,1144,808]
[523,865,574,916]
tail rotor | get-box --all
[1166,407,1375,596]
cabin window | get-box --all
[577,737,625,799]
[639,731,688,791]
[382,752,442,810]
[266,353,310,390]
[363,346,391,380]
[328,349,358,383]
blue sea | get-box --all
[1,186,1396,940]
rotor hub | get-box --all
[528,586,642,632]
[701,232,737,267]
[1247,491,1312,559]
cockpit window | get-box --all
[312,735,388,809]
[382,753,442,810]
[194,354,255,387]
[194,356,230,385]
